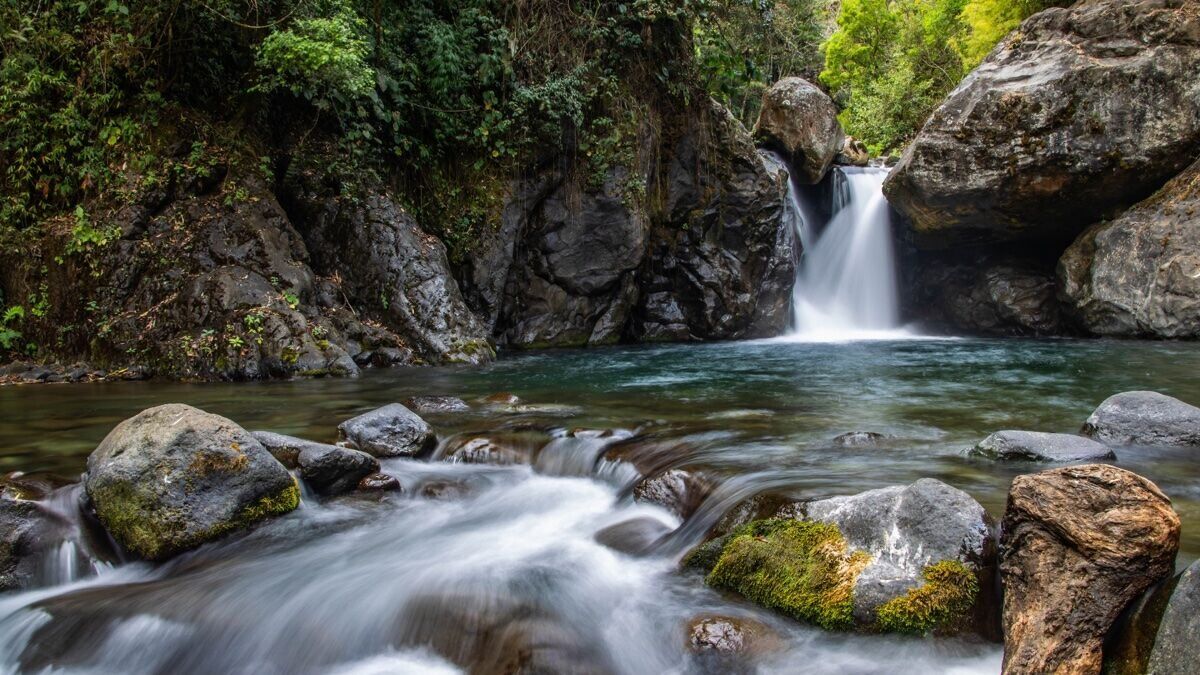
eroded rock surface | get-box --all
[999,464,1180,675]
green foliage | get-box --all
[704,519,870,630]
[0,305,24,351]
[255,11,374,110]
[959,0,1067,68]
[875,559,979,634]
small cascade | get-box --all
[769,152,907,340]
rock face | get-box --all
[999,464,1180,675]
[972,430,1115,462]
[884,0,1200,248]
[337,404,437,458]
[1147,560,1200,675]
[0,499,61,591]
[460,101,796,349]
[1082,391,1200,447]
[908,252,1065,335]
[1059,158,1200,338]
[753,78,844,184]
[798,478,994,630]
[84,405,300,560]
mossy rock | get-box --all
[874,560,979,635]
[84,404,299,561]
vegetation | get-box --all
[874,559,979,634]
[703,519,870,630]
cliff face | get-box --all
[0,101,798,380]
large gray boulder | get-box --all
[884,0,1200,248]
[1059,157,1200,338]
[338,404,437,458]
[1147,560,1200,675]
[753,78,844,184]
[972,430,1114,462]
[84,405,299,561]
[1082,391,1200,447]
[798,478,995,627]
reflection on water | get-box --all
[0,338,1199,673]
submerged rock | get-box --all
[83,404,299,561]
[357,473,401,492]
[1147,560,1200,675]
[884,0,1200,248]
[594,517,672,557]
[632,469,711,519]
[338,404,436,458]
[404,396,470,414]
[999,464,1179,675]
[1082,391,1200,447]
[753,77,843,184]
[831,431,888,448]
[1059,157,1200,338]
[687,615,778,656]
[971,430,1114,462]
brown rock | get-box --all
[999,464,1180,675]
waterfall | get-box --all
[769,152,908,340]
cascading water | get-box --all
[769,152,908,340]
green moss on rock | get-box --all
[875,560,979,635]
[703,519,870,631]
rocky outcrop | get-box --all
[999,464,1180,675]
[971,430,1114,462]
[84,404,299,560]
[337,404,437,458]
[884,0,1200,248]
[1147,560,1200,674]
[1059,158,1200,338]
[753,78,843,184]
[1082,391,1200,447]
[460,101,796,349]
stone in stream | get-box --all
[1146,559,1200,675]
[254,431,379,495]
[357,473,401,492]
[999,464,1180,675]
[594,517,672,557]
[0,499,64,591]
[687,479,995,635]
[404,395,470,414]
[971,430,1115,462]
[337,403,436,458]
[632,469,712,519]
[1082,391,1200,447]
[831,431,889,448]
[83,404,300,561]
[883,0,1200,248]
[752,77,844,184]
[687,615,780,656]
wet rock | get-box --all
[442,433,542,466]
[632,469,711,519]
[0,499,61,591]
[1147,559,1200,675]
[971,430,1115,462]
[405,396,470,414]
[0,472,57,501]
[338,404,436,458]
[296,443,379,496]
[884,0,1200,248]
[834,137,870,168]
[753,77,844,184]
[832,431,888,448]
[83,404,300,561]
[483,392,521,406]
[594,517,672,556]
[687,615,778,656]
[1060,157,1200,337]
[1082,391,1200,447]
[418,480,471,500]
[1103,574,1176,675]
[999,464,1180,675]
[709,492,802,539]
[798,478,995,633]
[251,430,313,468]
[357,473,401,492]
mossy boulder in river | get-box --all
[689,479,995,635]
[84,404,299,561]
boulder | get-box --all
[884,0,1200,248]
[405,396,470,414]
[83,404,299,561]
[296,443,379,496]
[337,404,436,458]
[689,479,995,635]
[971,430,1115,462]
[357,472,401,492]
[999,464,1180,675]
[753,78,844,184]
[1147,559,1200,675]
[835,137,870,168]
[0,499,62,591]
[631,469,711,519]
[1059,157,1200,338]
[1082,391,1200,447]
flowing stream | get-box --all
[4,339,1200,673]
